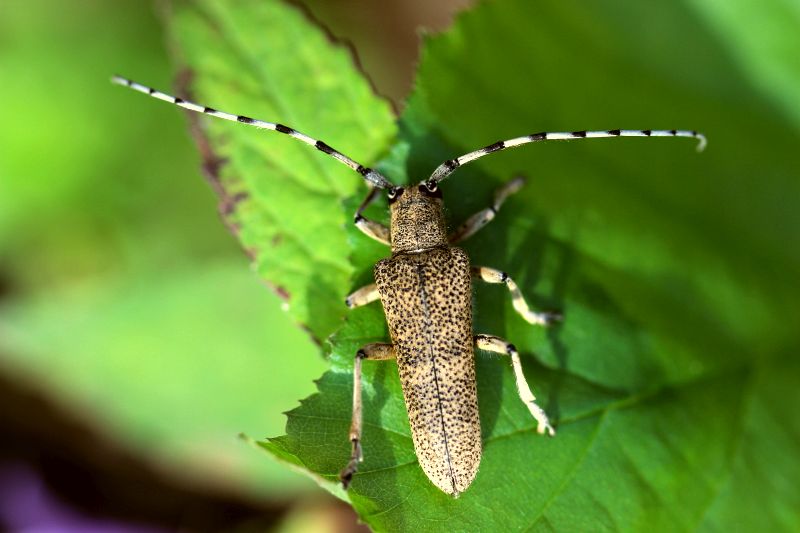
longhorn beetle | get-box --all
[113,75,706,496]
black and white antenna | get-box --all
[427,129,706,186]
[113,76,705,192]
[111,75,395,190]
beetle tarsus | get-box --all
[530,404,556,436]
[340,438,362,489]
[538,311,563,326]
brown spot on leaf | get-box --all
[274,285,291,301]
[175,69,242,240]
[243,246,258,261]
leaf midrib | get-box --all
[525,409,609,531]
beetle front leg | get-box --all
[448,176,526,244]
[474,334,555,436]
[472,266,561,326]
[354,187,391,245]
[340,342,396,489]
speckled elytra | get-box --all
[113,75,706,497]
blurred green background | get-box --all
[1,0,798,532]
[0,1,467,531]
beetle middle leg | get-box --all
[472,266,561,325]
[448,176,526,244]
[340,342,396,488]
[345,283,380,309]
[474,334,555,436]
[354,186,390,245]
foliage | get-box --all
[170,0,397,341]
[0,0,326,496]
[168,0,800,530]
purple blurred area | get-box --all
[0,372,289,532]
[0,464,164,533]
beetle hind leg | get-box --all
[340,342,396,489]
[474,334,555,436]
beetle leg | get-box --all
[474,334,555,436]
[471,266,562,326]
[345,283,380,309]
[354,187,391,245]
[340,342,396,489]
[448,176,526,243]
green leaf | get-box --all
[683,0,800,124]
[257,0,800,530]
[0,261,327,496]
[169,0,397,341]
[0,0,328,499]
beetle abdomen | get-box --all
[375,247,480,496]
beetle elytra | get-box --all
[113,75,705,496]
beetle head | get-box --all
[388,181,447,252]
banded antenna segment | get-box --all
[111,75,395,190]
[428,128,707,185]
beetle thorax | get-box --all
[389,184,447,253]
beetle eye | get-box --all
[419,181,442,199]
[388,187,404,204]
